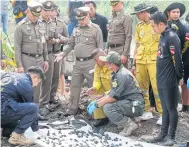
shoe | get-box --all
[8,132,34,145]
[156,116,162,125]
[38,114,48,121]
[63,108,81,117]
[161,136,175,146]
[93,118,109,127]
[139,112,153,120]
[147,134,166,143]
[119,118,138,137]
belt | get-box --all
[76,56,93,62]
[53,50,61,54]
[109,44,124,48]
[22,52,42,58]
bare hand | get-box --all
[0,60,6,69]
[16,67,24,73]
[43,61,49,72]
[87,87,96,95]
[97,97,106,107]
[121,55,127,64]
[54,52,63,62]
[131,66,136,76]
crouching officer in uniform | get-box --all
[87,51,144,136]
[55,6,103,116]
[1,66,45,145]
[148,12,183,146]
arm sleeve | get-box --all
[59,23,69,44]
[169,36,183,79]
[96,27,104,48]
[17,81,34,102]
[62,28,75,56]
[14,25,23,67]
[108,74,127,100]
[103,17,108,43]
[93,66,102,91]
[122,15,132,56]
[43,43,48,61]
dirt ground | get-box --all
[1,91,189,147]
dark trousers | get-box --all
[149,84,156,108]
[158,86,179,138]
[1,102,39,137]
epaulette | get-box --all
[90,23,100,28]
[56,18,65,27]
[137,21,144,26]
[17,18,27,26]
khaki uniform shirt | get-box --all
[14,17,48,67]
[63,22,103,58]
[53,18,69,52]
[135,21,160,64]
[107,8,132,56]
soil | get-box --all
[1,89,189,147]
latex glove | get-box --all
[87,101,98,115]
[187,78,189,90]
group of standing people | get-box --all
[1,0,189,146]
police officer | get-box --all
[50,2,69,104]
[164,3,189,113]
[1,66,45,145]
[108,0,132,66]
[55,6,103,116]
[87,51,144,136]
[148,12,183,146]
[14,0,49,105]
[39,0,60,110]
[131,3,162,123]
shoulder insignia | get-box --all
[17,19,27,26]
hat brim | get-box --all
[76,16,86,20]
[31,11,41,17]
[164,3,186,18]
[130,7,152,15]
[99,56,108,62]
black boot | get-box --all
[161,136,175,146]
[93,118,109,127]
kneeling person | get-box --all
[1,66,45,145]
[87,49,112,127]
[87,51,144,136]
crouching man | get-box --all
[1,66,45,145]
[87,51,144,136]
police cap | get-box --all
[74,7,90,20]
[40,0,53,11]
[28,0,43,17]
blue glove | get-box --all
[187,78,189,90]
[87,101,98,115]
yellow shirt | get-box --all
[135,21,160,64]
[93,64,112,95]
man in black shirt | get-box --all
[148,12,183,146]
[84,1,108,47]
[164,3,189,113]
